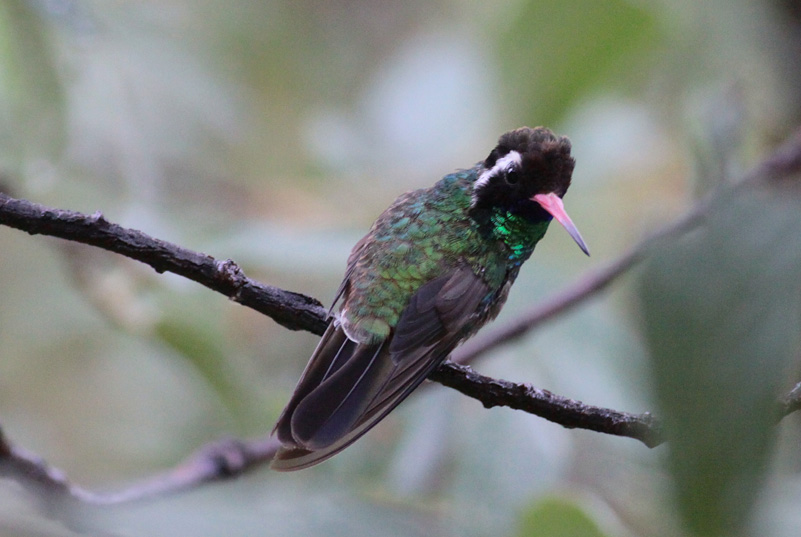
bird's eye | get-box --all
[505,168,520,184]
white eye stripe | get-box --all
[474,150,522,191]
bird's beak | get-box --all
[532,192,590,256]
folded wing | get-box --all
[271,265,489,471]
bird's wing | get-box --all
[271,265,489,471]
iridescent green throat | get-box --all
[488,209,550,264]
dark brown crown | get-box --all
[484,126,574,197]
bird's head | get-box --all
[471,126,589,256]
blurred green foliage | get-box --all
[497,0,660,126]
[641,179,801,536]
[0,0,66,161]
[0,1,800,536]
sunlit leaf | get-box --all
[639,179,801,536]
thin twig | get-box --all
[0,427,282,506]
[453,228,671,364]
[92,436,281,504]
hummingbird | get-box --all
[271,126,589,471]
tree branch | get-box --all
[429,363,664,446]
[0,194,328,335]
[1,126,801,506]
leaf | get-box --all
[639,179,801,536]
[518,496,610,537]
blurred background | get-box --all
[0,0,800,536]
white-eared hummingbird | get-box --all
[272,126,589,470]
